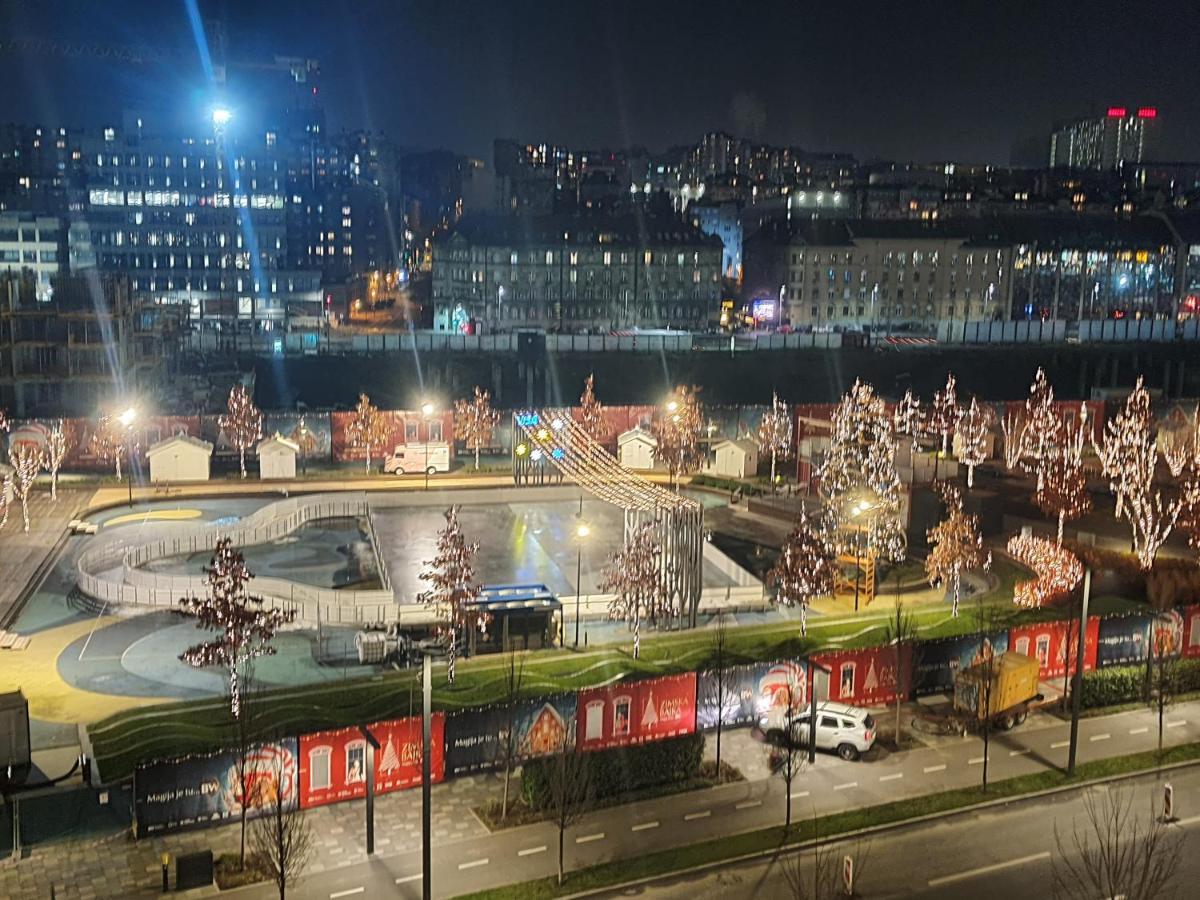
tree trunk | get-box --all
[448,628,457,684]
[967,463,975,489]
[239,447,247,478]
[475,445,481,470]
[715,669,723,772]
[1058,511,1065,546]
[365,448,371,474]
[51,471,57,500]
[558,826,565,885]
[770,451,776,486]
[115,456,122,481]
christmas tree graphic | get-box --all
[642,691,659,728]
[379,733,401,775]
[863,659,879,693]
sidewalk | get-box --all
[0,487,93,626]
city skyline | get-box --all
[2,0,1199,164]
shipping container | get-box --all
[953,653,1041,726]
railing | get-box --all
[76,492,397,626]
[363,501,392,593]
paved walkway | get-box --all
[0,487,93,626]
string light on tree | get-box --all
[454,386,500,471]
[417,506,487,684]
[346,393,390,474]
[925,482,984,617]
[1034,444,1092,546]
[1019,367,1064,476]
[177,538,295,718]
[765,510,835,636]
[893,389,923,454]
[1006,534,1083,608]
[757,391,793,485]
[219,384,264,479]
[955,397,992,489]
[1000,410,1028,471]
[927,372,962,456]
[600,520,668,659]
[653,386,704,488]
[577,374,606,443]
[43,421,69,501]
[1094,376,1154,521]
[89,412,130,481]
[7,442,41,534]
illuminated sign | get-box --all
[1137,107,1158,119]
[1106,107,1127,118]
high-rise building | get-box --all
[1049,107,1158,171]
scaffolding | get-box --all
[511,410,705,628]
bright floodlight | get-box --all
[421,402,435,417]
[211,107,233,128]
[118,407,137,427]
[577,523,590,539]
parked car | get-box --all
[382,442,451,475]
[758,700,877,760]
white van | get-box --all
[383,442,451,475]
[759,700,877,761]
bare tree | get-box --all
[769,672,808,834]
[229,663,267,871]
[346,393,390,474]
[544,719,592,886]
[883,601,918,749]
[89,413,129,480]
[43,421,68,501]
[454,386,500,470]
[710,615,730,774]
[1051,788,1181,900]
[498,649,525,820]
[577,374,606,443]
[416,506,486,684]
[1149,615,1181,758]
[779,819,871,900]
[600,520,668,659]
[8,442,41,533]
[967,596,1006,792]
[250,754,313,900]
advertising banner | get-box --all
[263,412,333,466]
[134,738,298,837]
[330,409,454,463]
[444,693,577,776]
[697,660,809,730]
[1182,605,1200,659]
[298,714,444,810]
[913,631,1010,696]
[814,644,911,708]
[1151,609,1185,659]
[1096,615,1152,668]
[1008,618,1100,680]
[15,415,202,470]
[577,673,696,751]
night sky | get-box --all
[2,0,1198,163]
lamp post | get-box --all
[496,285,505,331]
[421,401,435,490]
[848,499,876,612]
[118,406,137,507]
[574,521,590,648]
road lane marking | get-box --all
[1129,727,1149,735]
[518,846,546,857]
[1090,733,1111,742]
[684,810,711,821]
[791,790,810,799]
[1168,720,1187,728]
[879,773,903,782]
[632,821,659,832]
[927,851,1051,887]
[458,859,489,870]
[924,764,947,773]
[735,800,762,809]
[395,876,422,885]
[576,833,605,844]
[330,890,365,899]
[1010,749,1032,756]
[968,756,988,765]
[834,782,858,790]
[1051,740,1070,749]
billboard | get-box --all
[263,412,332,465]
[913,631,1010,696]
[330,409,454,463]
[1096,615,1152,667]
[1183,605,1200,659]
[134,738,298,837]
[298,714,444,809]
[444,693,577,776]
[697,661,809,730]
[813,644,911,708]
[1009,618,1099,681]
[577,673,696,751]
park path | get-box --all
[0,487,94,627]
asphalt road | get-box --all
[227,698,1200,899]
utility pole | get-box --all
[422,652,432,900]
[1067,568,1091,776]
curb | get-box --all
[554,755,1200,899]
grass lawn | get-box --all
[456,740,1200,900]
[88,554,1140,782]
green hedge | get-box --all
[1082,657,1200,708]
[521,733,704,810]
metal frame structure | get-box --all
[511,410,704,627]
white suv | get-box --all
[758,700,877,761]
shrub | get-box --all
[1082,658,1200,708]
[521,733,705,810]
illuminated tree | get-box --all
[43,421,68,501]
[757,391,793,484]
[347,393,390,474]
[1094,376,1154,520]
[8,442,41,533]
[1035,445,1092,546]
[89,413,129,480]
[577,374,605,443]
[0,473,9,530]
[289,415,319,475]
[178,538,295,718]
[927,372,962,455]
[417,506,486,684]
[955,397,992,489]
[653,385,704,487]
[1000,410,1028,471]
[818,379,906,562]
[219,384,264,478]
[925,483,984,617]
[1179,460,1200,552]
[600,520,667,659]
[1156,409,1195,477]
[454,386,500,470]
[766,511,835,637]
[893,388,923,454]
[1019,367,1063,472]
[1128,490,1179,572]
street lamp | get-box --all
[421,401,435,490]
[211,107,233,129]
[574,522,590,648]
[118,406,137,506]
[496,285,505,330]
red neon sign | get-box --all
[1137,107,1158,119]
[1106,107,1127,118]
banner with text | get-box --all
[577,673,696,751]
[444,693,577,776]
